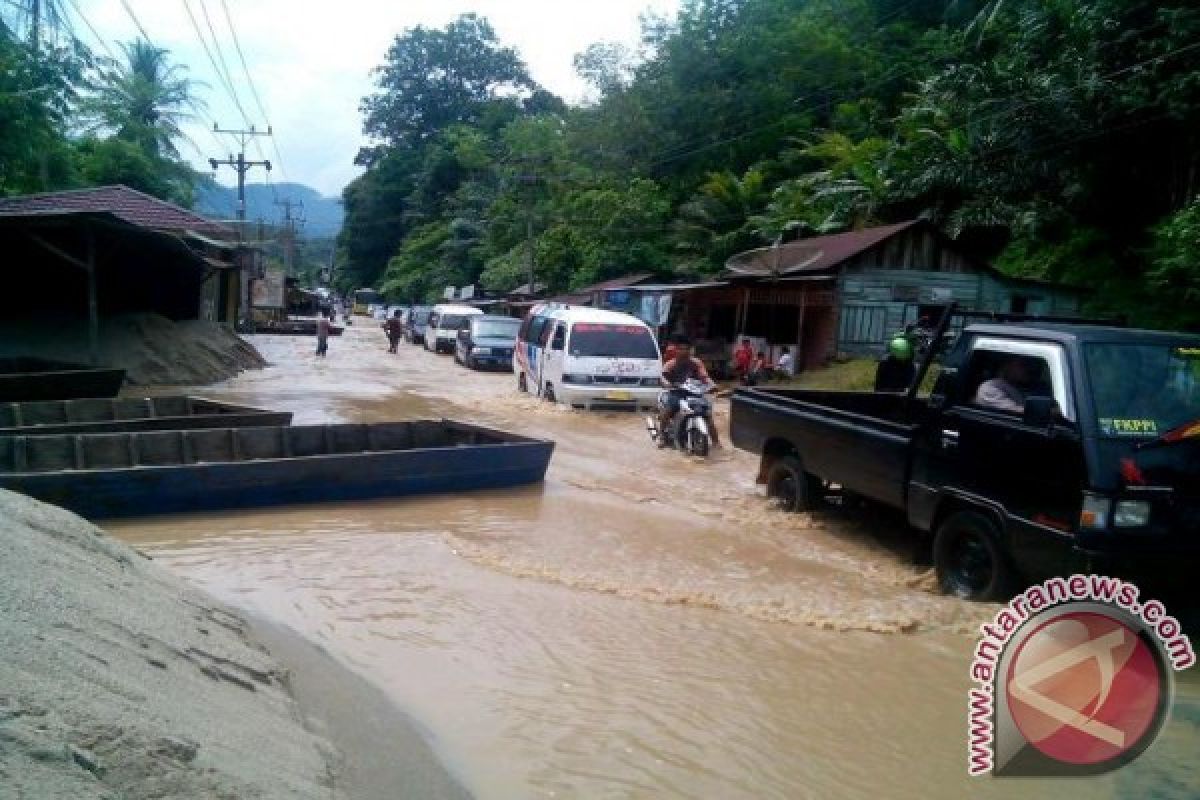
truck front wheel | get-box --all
[766,455,821,512]
[933,512,1012,602]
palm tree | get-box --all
[83,39,202,160]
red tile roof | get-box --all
[0,185,234,238]
[725,221,921,276]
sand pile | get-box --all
[0,489,338,799]
[0,313,267,386]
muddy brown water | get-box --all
[111,326,1199,799]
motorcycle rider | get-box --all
[658,336,719,448]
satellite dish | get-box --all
[725,243,824,277]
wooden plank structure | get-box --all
[0,396,291,437]
[0,357,125,402]
[0,420,554,518]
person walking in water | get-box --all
[383,309,403,353]
[315,310,332,357]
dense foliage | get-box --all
[0,8,202,206]
[340,0,1200,329]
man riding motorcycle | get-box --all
[658,337,720,448]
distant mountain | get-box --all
[195,182,344,238]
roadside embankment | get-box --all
[0,488,336,798]
[0,313,266,385]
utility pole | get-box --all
[274,197,304,276]
[208,123,273,238]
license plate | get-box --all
[605,390,632,401]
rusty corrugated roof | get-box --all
[725,221,921,276]
[0,185,234,239]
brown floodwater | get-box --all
[110,325,1199,799]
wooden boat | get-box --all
[253,320,344,336]
[0,396,292,437]
[0,357,125,402]
[0,420,554,518]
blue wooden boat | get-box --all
[0,357,125,402]
[0,396,292,436]
[0,420,554,518]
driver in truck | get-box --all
[974,356,1036,413]
[659,336,719,448]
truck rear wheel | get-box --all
[766,455,820,512]
[933,511,1012,602]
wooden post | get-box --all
[797,288,807,369]
[85,223,99,366]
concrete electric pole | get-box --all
[208,123,273,237]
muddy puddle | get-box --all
[110,327,1199,798]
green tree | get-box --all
[359,13,534,154]
[82,39,201,160]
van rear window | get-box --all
[569,324,658,359]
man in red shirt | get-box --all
[733,338,754,382]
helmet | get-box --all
[887,336,914,361]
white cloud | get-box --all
[77,0,679,197]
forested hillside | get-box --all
[196,182,344,237]
[338,1,1200,329]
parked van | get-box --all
[515,304,662,410]
[424,304,484,353]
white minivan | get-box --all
[515,304,662,410]
[424,304,483,353]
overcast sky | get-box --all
[77,0,680,198]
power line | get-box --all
[117,0,151,42]
[63,0,116,60]
[217,0,291,186]
[196,0,249,123]
[180,0,247,125]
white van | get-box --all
[515,304,662,410]
[424,304,483,353]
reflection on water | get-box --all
[109,329,1198,798]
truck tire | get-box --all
[766,455,820,512]
[933,511,1012,602]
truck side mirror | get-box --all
[1023,396,1057,427]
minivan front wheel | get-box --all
[933,511,1012,602]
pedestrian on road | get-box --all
[383,310,403,353]
[316,310,332,357]
[733,338,754,382]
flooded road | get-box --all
[111,325,1198,798]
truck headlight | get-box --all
[1113,500,1152,528]
[1079,493,1111,530]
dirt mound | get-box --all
[0,489,338,799]
[0,313,266,386]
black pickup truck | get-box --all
[731,319,1200,600]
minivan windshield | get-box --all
[569,323,659,359]
[1086,343,1200,437]
[473,318,520,339]
[438,314,473,330]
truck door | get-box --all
[921,339,1087,574]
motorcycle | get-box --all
[645,378,716,457]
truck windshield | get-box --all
[1086,343,1200,438]
[569,323,659,359]
[438,314,472,329]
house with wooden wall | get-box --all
[725,220,1088,360]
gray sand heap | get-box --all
[0,489,337,799]
[0,313,267,386]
